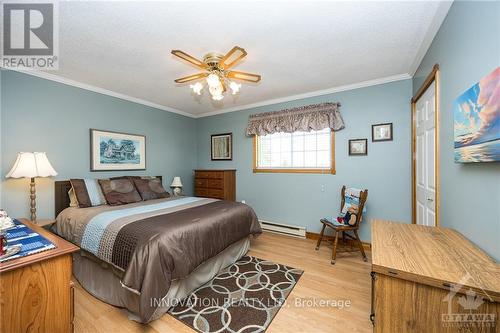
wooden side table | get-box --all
[32,218,57,227]
[0,218,79,333]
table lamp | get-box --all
[6,152,58,222]
[170,176,183,196]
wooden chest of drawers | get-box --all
[194,169,236,201]
[371,220,500,332]
[0,219,79,333]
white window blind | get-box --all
[256,128,332,170]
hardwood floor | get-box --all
[74,232,373,333]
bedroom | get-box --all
[0,1,499,332]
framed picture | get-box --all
[211,133,232,160]
[90,129,146,171]
[454,67,499,163]
[349,139,368,156]
[372,123,393,142]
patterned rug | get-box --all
[168,255,303,333]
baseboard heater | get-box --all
[259,220,306,238]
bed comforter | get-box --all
[55,196,261,322]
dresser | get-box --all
[0,219,79,333]
[194,169,236,201]
[371,220,499,332]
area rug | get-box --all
[168,255,303,333]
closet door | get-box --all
[415,81,437,227]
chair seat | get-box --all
[320,218,357,230]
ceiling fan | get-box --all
[171,46,261,101]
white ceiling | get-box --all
[33,1,452,117]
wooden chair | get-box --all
[315,186,368,265]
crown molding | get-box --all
[3,68,196,118]
[408,0,453,76]
[195,73,412,118]
[5,68,411,119]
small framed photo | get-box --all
[349,139,368,156]
[372,123,393,142]
[211,133,233,160]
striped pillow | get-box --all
[70,179,107,208]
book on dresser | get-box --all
[0,219,56,262]
[194,169,236,201]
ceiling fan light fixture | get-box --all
[209,84,224,100]
[211,94,224,101]
[190,82,203,95]
[229,81,241,95]
[206,73,221,88]
[172,46,261,101]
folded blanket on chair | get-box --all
[342,187,367,214]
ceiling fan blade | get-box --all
[227,70,261,83]
[174,72,208,83]
[218,46,247,70]
[171,50,207,69]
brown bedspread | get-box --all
[55,197,261,322]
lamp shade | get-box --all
[6,152,57,178]
[170,176,183,187]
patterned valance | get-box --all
[245,102,345,136]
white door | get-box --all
[415,82,436,227]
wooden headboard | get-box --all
[54,176,163,217]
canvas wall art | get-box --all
[90,129,146,171]
[454,67,500,163]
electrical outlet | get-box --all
[321,185,325,192]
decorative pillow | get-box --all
[110,176,142,181]
[68,187,79,207]
[98,178,142,206]
[70,179,107,208]
[133,178,170,201]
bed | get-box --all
[53,178,261,323]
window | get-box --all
[253,128,335,174]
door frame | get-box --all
[411,63,440,226]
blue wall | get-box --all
[413,1,500,260]
[1,70,197,219]
[196,80,413,241]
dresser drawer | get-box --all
[193,170,235,201]
[208,171,224,179]
[195,178,208,188]
[208,189,224,199]
[195,171,210,179]
[195,188,209,197]
[208,179,224,189]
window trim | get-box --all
[252,130,336,174]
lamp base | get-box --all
[172,187,182,197]
[30,177,37,222]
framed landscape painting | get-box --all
[454,67,500,163]
[90,129,146,171]
[211,133,232,160]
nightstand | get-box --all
[0,218,79,333]
[33,218,57,227]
